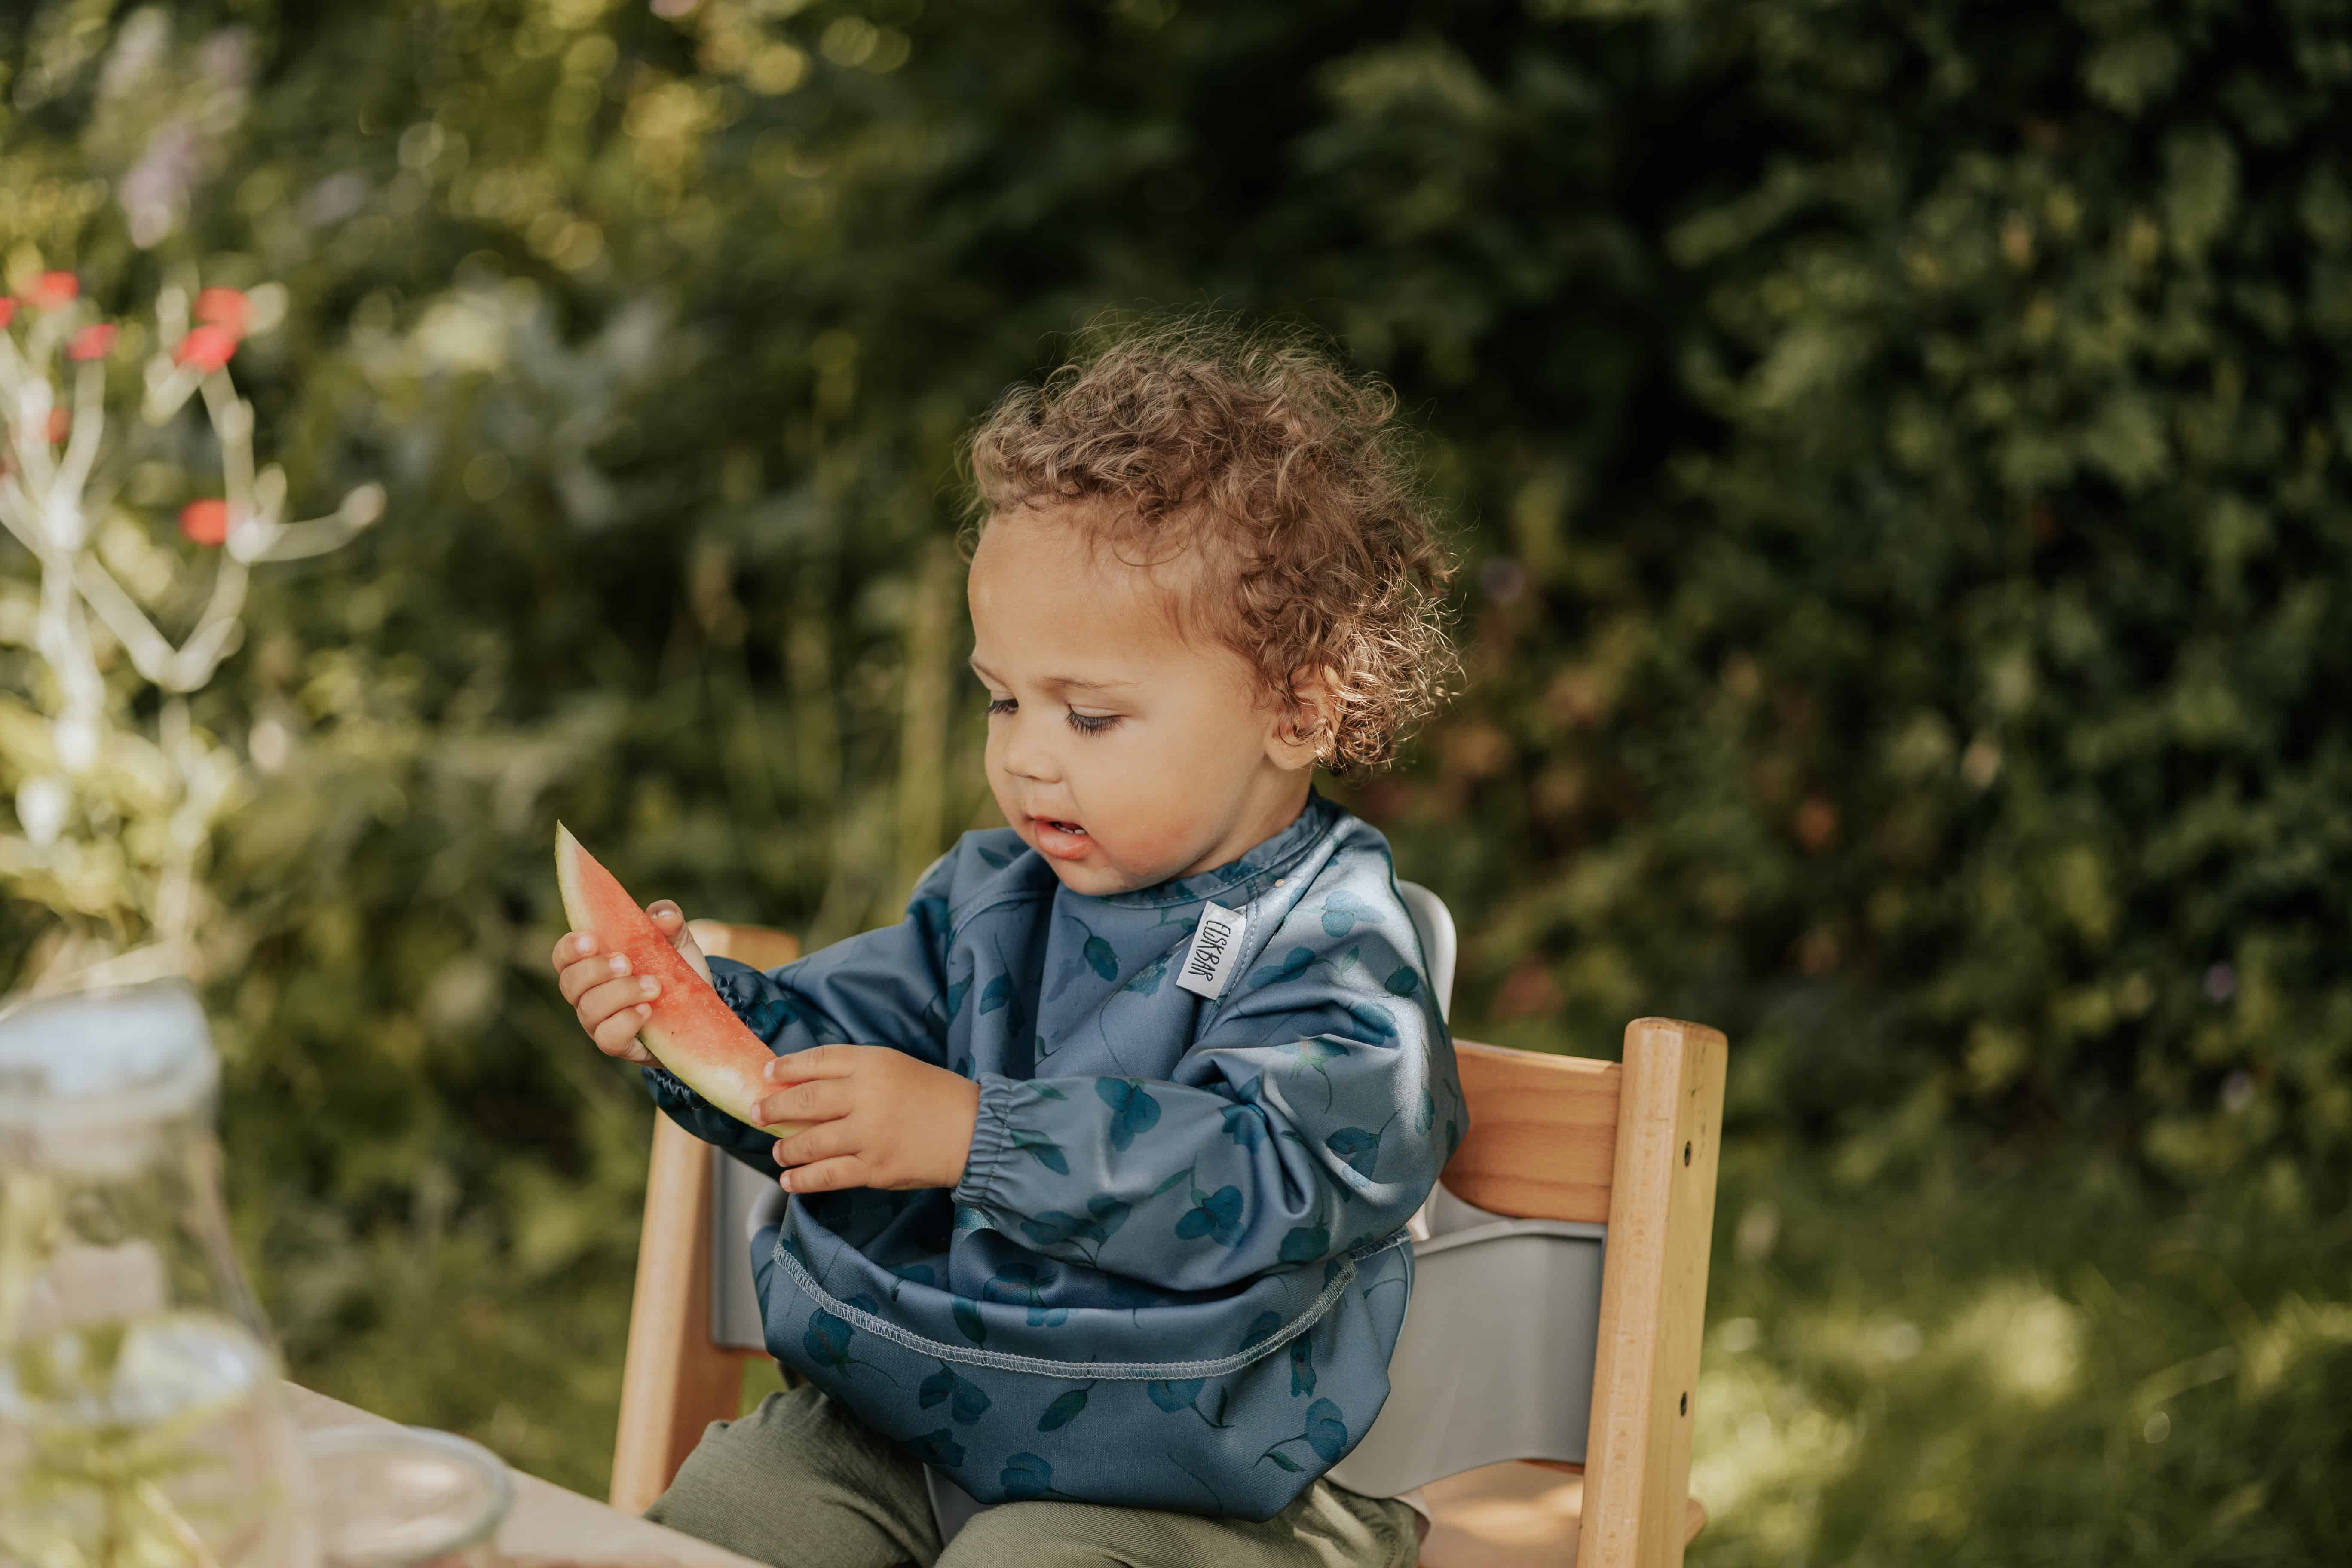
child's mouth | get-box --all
[1031,816,1092,860]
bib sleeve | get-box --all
[949,875,1465,1292]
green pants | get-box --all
[646,1388,1421,1568]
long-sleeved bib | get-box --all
[649,793,1465,1519]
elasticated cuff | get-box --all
[642,1062,701,1109]
[949,1072,1018,1209]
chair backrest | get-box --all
[1328,1024,1725,1567]
[612,913,1727,1568]
[1395,879,1456,1020]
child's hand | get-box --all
[550,900,711,1065]
[754,1045,982,1193]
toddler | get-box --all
[553,322,1465,1568]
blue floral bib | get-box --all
[651,794,1464,1519]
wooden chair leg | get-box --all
[610,1116,745,1513]
[1575,1019,1727,1568]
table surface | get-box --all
[285,1384,765,1568]
[287,1381,1653,1568]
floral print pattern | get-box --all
[655,793,1461,1518]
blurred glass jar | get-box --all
[305,1425,511,1568]
[0,982,317,1568]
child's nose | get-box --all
[998,717,1060,784]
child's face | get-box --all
[966,507,1318,896]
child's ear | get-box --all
[1266,667,1341,772]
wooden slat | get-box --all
[1574,1019,1727,1568]
[688,920,802,973]
[1442,1038,1621,1224]
[609,1114,751,1514]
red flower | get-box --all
[45,409,69,444]
[0,300,15,329]
[174,325,239,373]
[68,323,117,361]
[179,499,230,547]
[25,272,78,311]
[195,287,250,336]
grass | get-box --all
[1693,1139,2351,1565]
[270,1125,2352,1562]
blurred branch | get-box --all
[0,278,388,994]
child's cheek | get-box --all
[1092,769,1208,877]
[1103,823,1190,879]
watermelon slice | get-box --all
[555,823,806,1138]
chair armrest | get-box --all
[688,920,802,972]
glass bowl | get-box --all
[304,1423,514,1568]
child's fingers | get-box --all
[779,1155,869,1194]
[762,1043,861,1084]
[558,951,631,1004]
[756,1078,854,1131]
[551,931,596,969]
[591,1002,653,1059]
[579,972,659,1023]
[770,1117,855,1168]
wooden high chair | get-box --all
[610,912,1725,1567]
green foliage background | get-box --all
[4,0,2349,1558]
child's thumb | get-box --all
[643,900,713,982]
[671,915,714,985]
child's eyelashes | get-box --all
[982,695,1120,737]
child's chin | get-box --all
[1042,856,1153,896]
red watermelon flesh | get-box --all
[555,823,806,1138]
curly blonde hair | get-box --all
[964,318,1458,772]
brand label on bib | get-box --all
[1177,902,1248,1001]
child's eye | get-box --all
[1066,711,1119,737]
[986,697,1017,716]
